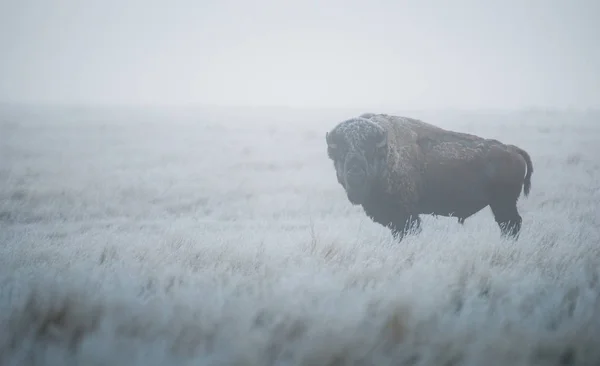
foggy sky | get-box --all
[1,0,598,110]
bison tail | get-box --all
[511,145,533,196]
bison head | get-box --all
[326,117,388,205]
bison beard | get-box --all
[325,113,534,242]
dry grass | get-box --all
[1,105,599,365]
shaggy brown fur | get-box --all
[325,113,534,241]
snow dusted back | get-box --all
[1,105,599,365]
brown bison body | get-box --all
[325,113,533,241]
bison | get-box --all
[325,113,533,241]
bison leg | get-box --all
[389,214,421,241]
[458,217,465,225]
[489,200,522,239]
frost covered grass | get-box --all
[1,105,599,365]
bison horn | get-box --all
[326,132,337,149]
[376,135,386,149]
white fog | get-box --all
[1,1,599,365]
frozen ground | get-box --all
[1,105,599,365]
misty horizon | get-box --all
[1,1,599,110]
[3,2,600,363]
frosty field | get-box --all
[1,105,599,365]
